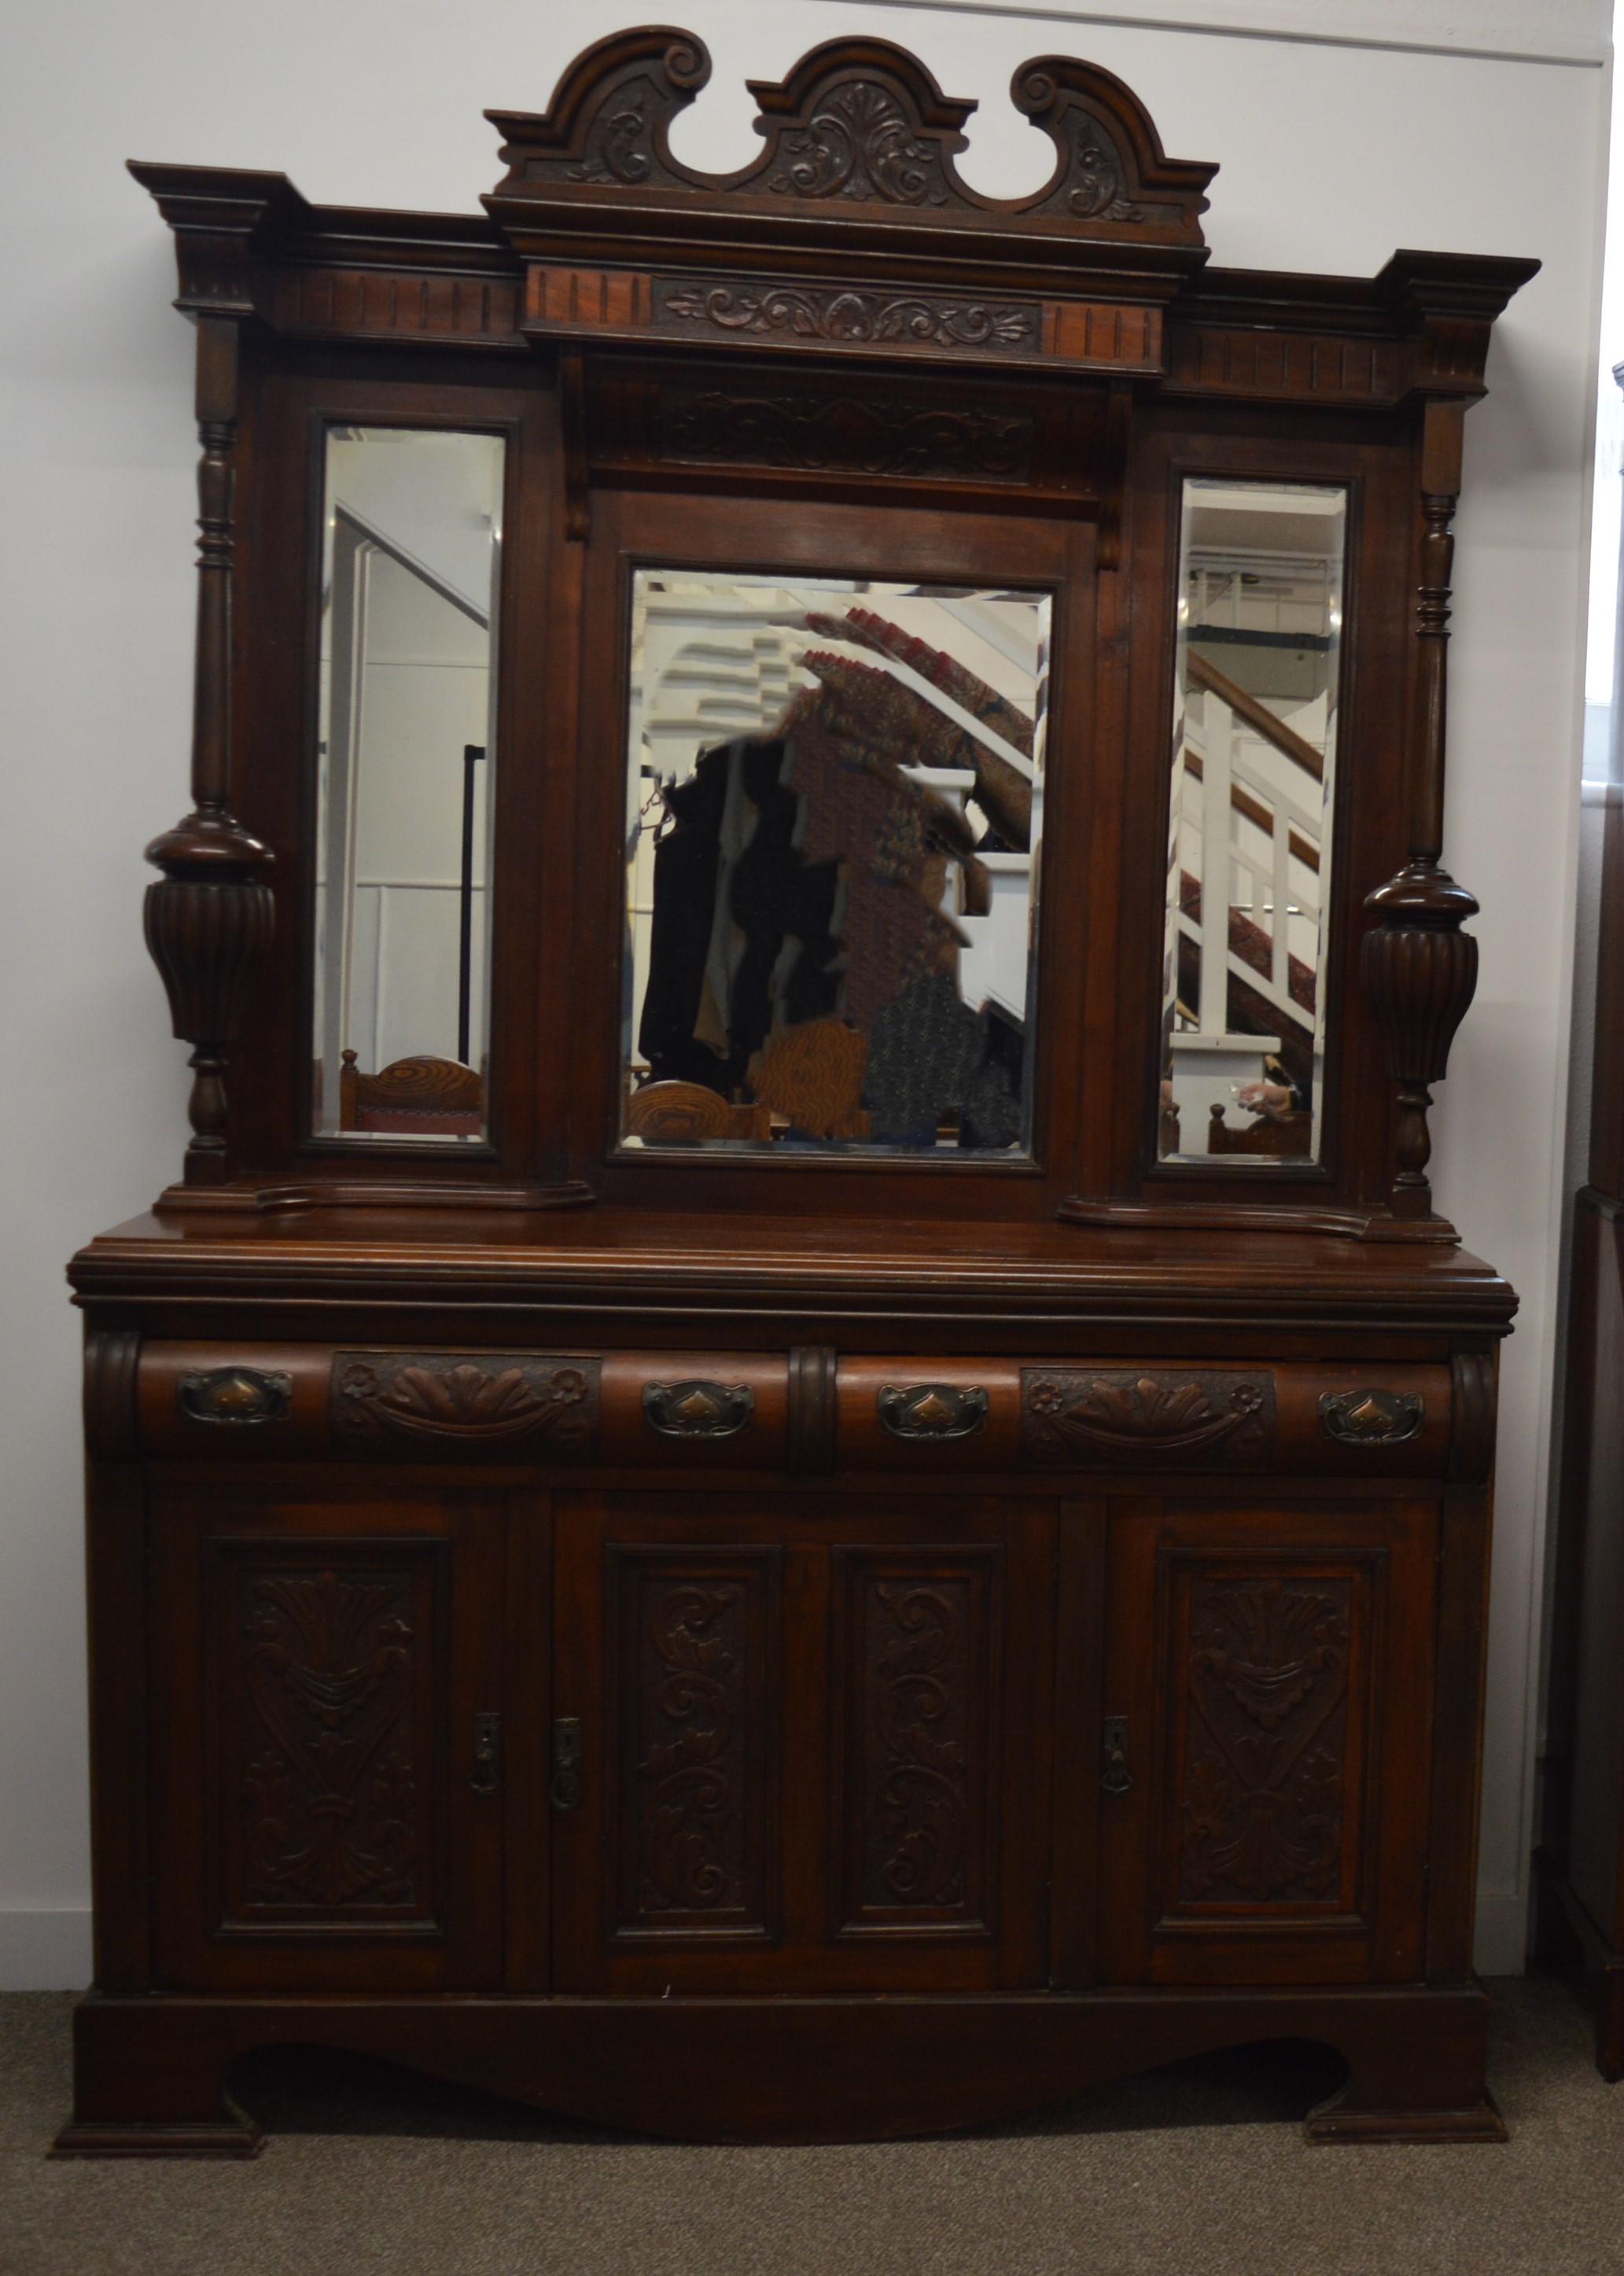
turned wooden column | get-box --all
[143,312,272,1187]
[1361,396,1478,1221]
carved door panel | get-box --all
[1096,1497,1438,1986]
[550,1493,1054,1993]
[149,1488,506,1992]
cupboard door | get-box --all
[1097,1497,1437,1986]
[149,1488,506,1991]
[550,1493,1053,1994]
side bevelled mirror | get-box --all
[1158,478,1346,1166]
[311,426,504,1142]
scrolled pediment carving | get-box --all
[487,31,1214,246]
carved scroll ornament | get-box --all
[332,1353,598,1449]
[1023,1369,1274,1467]
[657,281,1040,355]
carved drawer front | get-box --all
[608,1547,781,1941]
[1021,1364,1451,1475]
[831,1546,1001,1937]
[835,1358,1021,1471]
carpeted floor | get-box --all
[3,1978,1623,2274]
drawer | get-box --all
[833,1357,1452,1475]
[835,1357,1022,1471]
[1016,1361,1452,1475]
[135,1344,788,1469]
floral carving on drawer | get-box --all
[1021,1368,1274,1467]
[331,1353,600,1450]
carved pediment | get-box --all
[487,28,710,191]
[488,30,1213,245]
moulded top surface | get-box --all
[68,1206,1517,1333]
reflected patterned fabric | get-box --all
[636,613,1031,1147]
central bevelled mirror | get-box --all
[621,572,1049,1155]
[1158,478,1346,1166]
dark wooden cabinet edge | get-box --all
[1534,1850,1624,2083]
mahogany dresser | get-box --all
[57,28,1530,2153]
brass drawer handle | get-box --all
[878,1383,989,1441]
[643,1380,753,1438]
[1320,1390,1424,1445]
[177,1367,292,1426]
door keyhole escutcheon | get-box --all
[551,1715,584,1810]
[1101,1715,1133,1796]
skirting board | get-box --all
[0,1912,91,1991]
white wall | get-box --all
[0,0,1607,1984]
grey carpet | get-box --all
[3,1978,1622,2274]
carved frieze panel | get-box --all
[1022,1369,1275,1468]
[331,1353,599,1452]
[836,1550,997,1932]
[659,386,1033,483]
[222,1554,436,1921]
[1164,1561,1370,1915]
[654,277,1041,355]
[584,359,1110,510]
[613,1550,779,1936]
